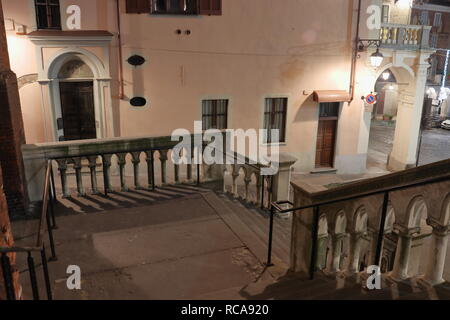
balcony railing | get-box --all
[379,23,431,49]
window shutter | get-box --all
[200,0,221,15]
[126,0,150,14]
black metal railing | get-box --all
[0,160,57,300]
[267,170,450,280]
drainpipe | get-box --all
[116,0,125,100]
[349,0,362,103]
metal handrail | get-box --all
[0,160,57,300]
[266,166,450,280]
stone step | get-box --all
[218,195,290,264]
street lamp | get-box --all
[370,48,384,68]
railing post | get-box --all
[73,157,86,197]
[27,251,40,300]
[56,159,70,198]
[374,192,389,267]
[48,187,57,229]
[40,246,53,300]
[131,152,142,189]
[46,205,57,261]
[117,153,128,192]
[309,206,320,280]
[266,204,275,267]
[50,161,56,201]
[1,253,15,300]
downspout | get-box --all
[116,0,125,100]
[349,0,362,103]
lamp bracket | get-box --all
[358,38,382,52]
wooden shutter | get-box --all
[126,0,150,14]
[199,0,221,15]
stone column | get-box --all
[390,226,417,281]
[330,233,345,272]
[423,221,449,286]
[0,1,29,216]
[347,232,363,273]
[387,52,433,171]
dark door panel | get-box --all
[315,119,337,168]
[59,81,96,141]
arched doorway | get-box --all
[44,48,112,142]
[58,58,96,141]
[366,63,419,172]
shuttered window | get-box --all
[202,100,228,130]
[151,0,198,14]
[264,98,287,143]
[126,0,151,13]
[199,0,222,15]
[35,0,61,30]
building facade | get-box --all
[1,0,434,178]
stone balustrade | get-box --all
[380,23,431,49]
[290,158,450,286]
[22,135,297,209]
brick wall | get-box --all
[0,165,21,300]
[0,0,29,217]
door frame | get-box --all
[314,103,341,169]
[58,80,97,141]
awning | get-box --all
[313,90,351,103]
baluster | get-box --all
[72,158,85,196]
[174,164,180,184]
[56,159,70,198]
[244,176,251,201]
[159,150,168,186]
[392,27,398,44]
[117,153,128,192]
[145,150,155,190]
[232,165,239,198]
[413,28,419,45]
[256,173,262,205]
[102,154,113,195]
[131,152,142,189]
[87,156,100,195]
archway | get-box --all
[45,49,111,141]
[366,64,418,172]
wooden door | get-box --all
[59,81,96,141]
[315,119,337,168]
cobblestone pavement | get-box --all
[367,121,450,171]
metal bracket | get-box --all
[358,38,382,52]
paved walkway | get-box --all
[368,121,450,172]
[12,186,290,300]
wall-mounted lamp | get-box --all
[358,38,384,68]
[370,49,384,68]
[382,71,390,81]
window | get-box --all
[199,0,222,15]
[381,5,390,24]
[152,0,199,15]
[202,99,228,130]
[319,102,340,119]
[264,98,288,143]
[431,33,438,48]
[420,11,429,25]
[434,13,442,27]
[126,0,151,13]
[35,0,61,30]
